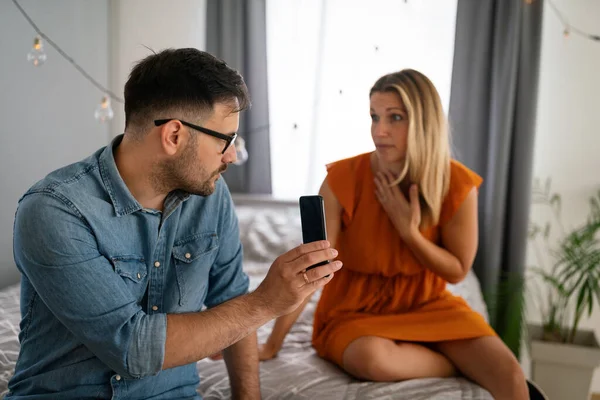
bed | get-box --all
[0,195,493,399]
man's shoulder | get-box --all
[21,148,105,204]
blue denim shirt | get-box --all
[7,135,250,399]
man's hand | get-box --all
[163,241,341,371]
[202,242,341,363]
[252,240,342,317]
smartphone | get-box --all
[299,195,330,271]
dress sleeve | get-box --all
[438,159,483,226]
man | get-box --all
[7,48,341,399]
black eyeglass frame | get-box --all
[154,119,237,154]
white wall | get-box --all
[108,0,206,136]
[0,0,111,289]
[525,0,600,393]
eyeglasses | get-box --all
[154,119,237,154]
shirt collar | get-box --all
[98,134,143,217]
[99,134,193,217]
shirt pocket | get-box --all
[110,255,148,303]
[172,232,219,308]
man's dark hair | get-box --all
[124,48,250,131]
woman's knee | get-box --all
[342,336,395,381]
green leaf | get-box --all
[593,274,600,308]
[575,283,588,316]
[588,285,594,317]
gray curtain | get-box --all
[448,0,544,354]
[206,0,272,194]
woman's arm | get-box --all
[374,170,479,284]
[259,178,342,360]
[404,187,479,283]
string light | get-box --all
[12,0,124,125]
[233,137,249,165]
[527,0,600,43]
[11,1,275,171]
[231,124,274,166]
[27,36,47,67]
[94,97,114,123]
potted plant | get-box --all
[526,180,600,400]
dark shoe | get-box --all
[527,379,548,400]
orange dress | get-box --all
[312,152,496,367]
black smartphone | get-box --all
[299,195,329,271]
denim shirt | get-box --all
[6,135,250,399]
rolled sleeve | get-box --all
[128,312,167,377]
[204,185,250,309]
[14,192,166,379]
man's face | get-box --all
[162,102,240,196]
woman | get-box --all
[260,69,528,400]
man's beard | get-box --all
[153,144,228,197]
[191,163,227,196]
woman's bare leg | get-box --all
[435,336,528,400]
[342,336,457,381]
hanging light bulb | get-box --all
[27,36,47,67]
[233,136,249,166]
[94,96,114,122]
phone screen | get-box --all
[299,195,327,243]
[299,195,329,271]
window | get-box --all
[267,0,458,200]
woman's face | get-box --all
[370,91,409,165]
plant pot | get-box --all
[528,324,600,400]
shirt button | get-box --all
[154,261,160,268]
[115,375,121,381]
[185,253,191,259]
[137,273,141,279]
[152,305,158,311]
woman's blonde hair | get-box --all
[370,69,451,227]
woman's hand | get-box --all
[258,341,280,361]
[374,171,421,242]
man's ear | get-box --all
[158,120,184,156]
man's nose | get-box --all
[222,142,237,164]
